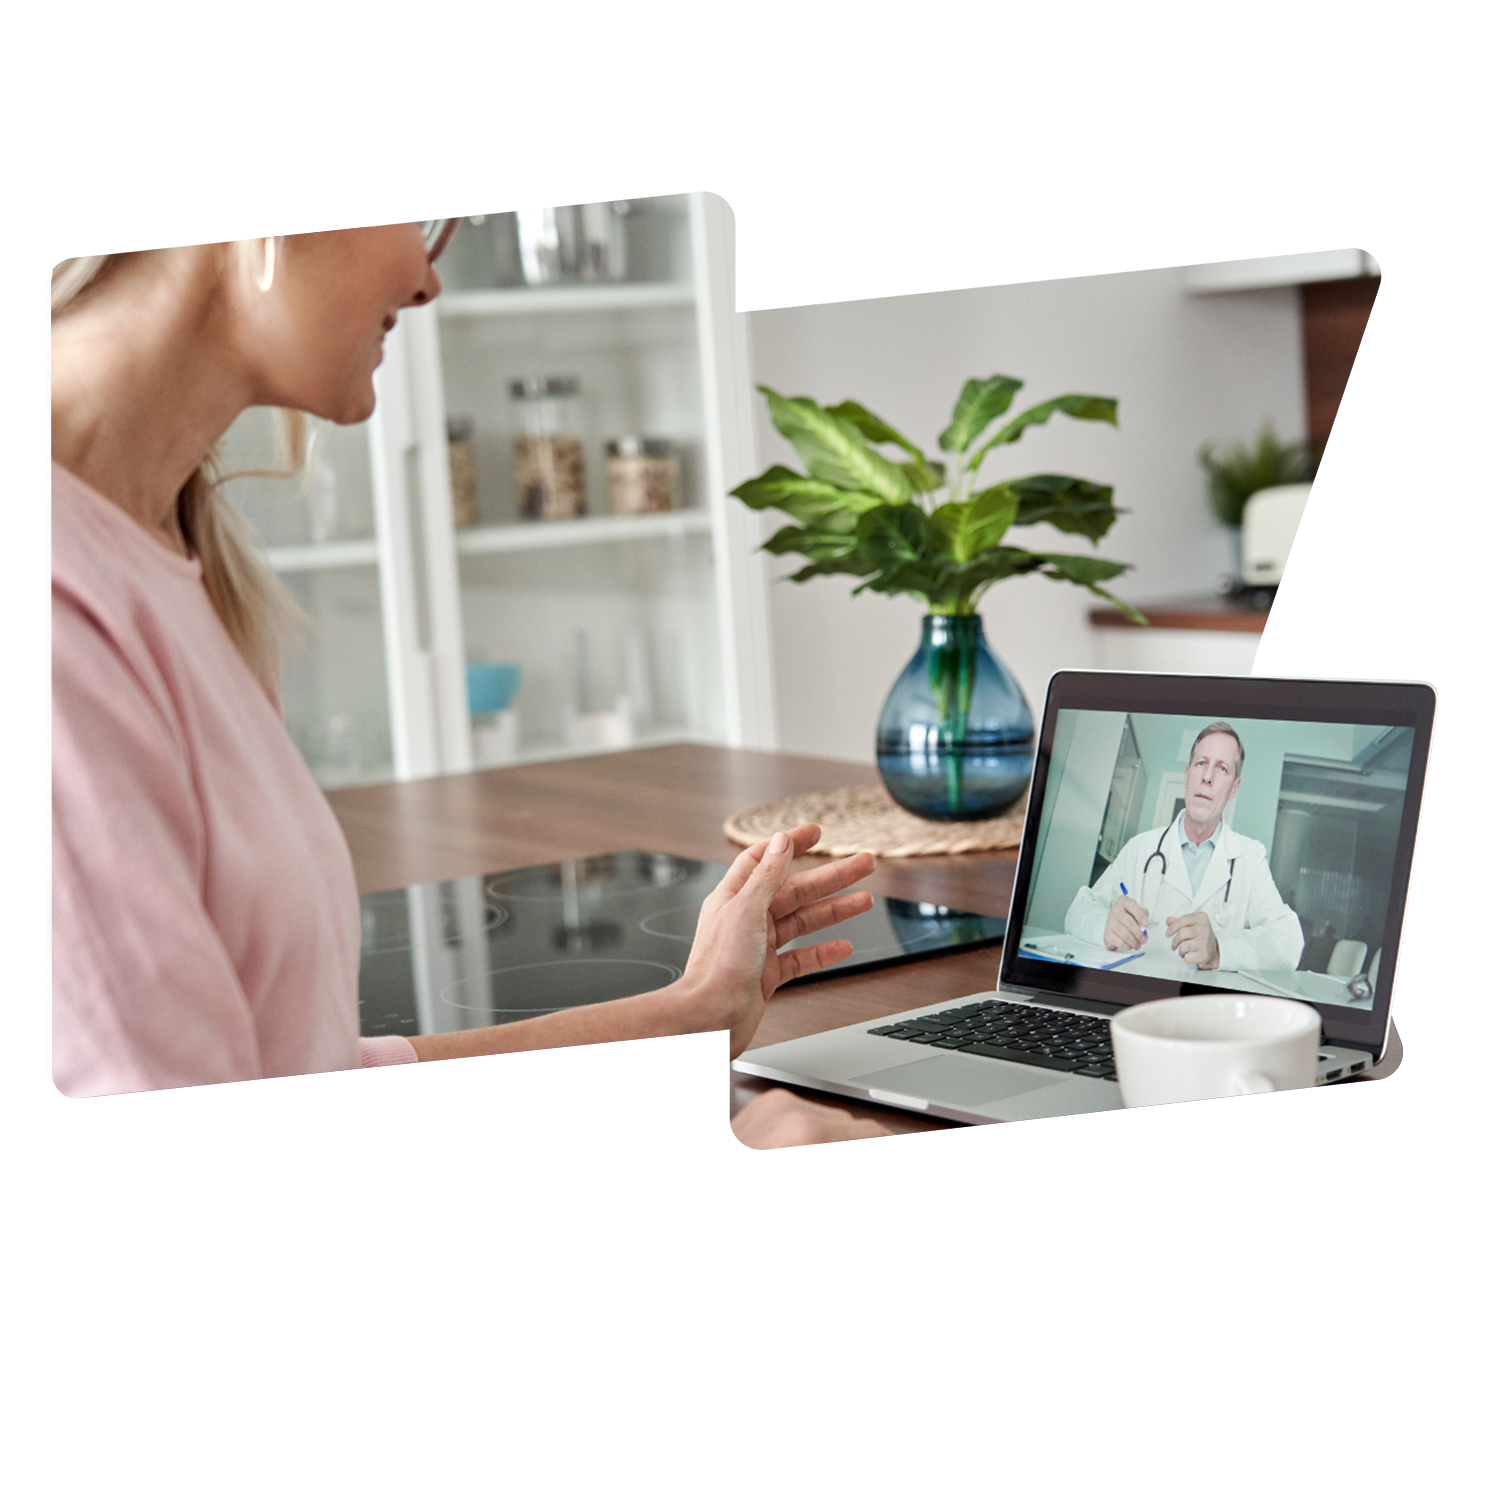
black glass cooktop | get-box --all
[358,850,1007,1038]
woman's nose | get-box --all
[408,261,443,307]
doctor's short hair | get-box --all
[1190,722,1245,777]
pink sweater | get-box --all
[52,464,417,1097]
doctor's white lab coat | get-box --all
[1063,821,1304,974]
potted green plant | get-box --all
[732,377,1143,820]
[1199,421,1315,529]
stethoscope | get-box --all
[1142,825,1237,926]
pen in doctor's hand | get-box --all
[1120,881,1149,936]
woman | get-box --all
[51,221,885,1148]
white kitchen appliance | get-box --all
[1240,481,1312,587]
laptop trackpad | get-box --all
[851,1055,1058,1110]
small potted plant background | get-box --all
[1199,421,1316,527]
[733,377,1143,822]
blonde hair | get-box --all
[51,251,307,685]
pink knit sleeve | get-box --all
[52,595,265,1096]
[359,1036,419,1066]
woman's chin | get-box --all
[305,386,377,426]
[341,388,378,425]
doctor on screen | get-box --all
[1064,722,1304,973]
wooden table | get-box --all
[326,744,1018,1135]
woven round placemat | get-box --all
[723,783,1027,858]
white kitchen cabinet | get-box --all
[225,192,775,789]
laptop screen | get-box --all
[1000,673,1434,1056]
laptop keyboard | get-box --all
[869,998,1118,1080]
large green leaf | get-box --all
[967,394,1119,471]
[935,548,1053,610]
[760,387,912,503]
[1008,474,1121,542]
[921,547,1138,616]
[855,567,944,604]
[820,399,946,491]
[1026,549,1146,624]
[731,465,879,512]
[1029,550,1130,583]
[761,522,863,558]
[785,551,886,584]
[824,400,925,463]
[731,465,886,527]
[929,484,1020,562]
[768,503,931,586]
[852,546,1052,613]
[938,376,1024,453]
[855,502,933,562]
[900,457,947,494]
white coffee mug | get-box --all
[1110,994,1321,1108]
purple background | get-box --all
[46,187,1404,1146]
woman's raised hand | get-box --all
[680,824,875,1057]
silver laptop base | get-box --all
[734,991,1375,1127]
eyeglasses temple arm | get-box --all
[426,218,461,263]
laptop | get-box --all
[733,671,1435,1125]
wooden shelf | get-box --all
[437,282,696,318]
[455,511,712,556]
[265,538,380,573]
[1090,593,1271,633]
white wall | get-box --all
[745,266,1306,762]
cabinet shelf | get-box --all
[438,283,696,319]
[455,511,712,556]
[265,538,380,573]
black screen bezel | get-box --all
[999,671,1435,1057]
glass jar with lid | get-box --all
[605,436,680,514]
[511,376,585,521]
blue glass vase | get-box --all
[876,615,1035,821]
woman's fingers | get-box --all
[709,822,807,904]
[786,823,823,856]
[769,850,876,918]
[727,828,796,919]
[710,840,775,907]
[712,824,824,905]
[773,937,855,986]
[773,889,874,949]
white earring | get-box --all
[257,237,278,293]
